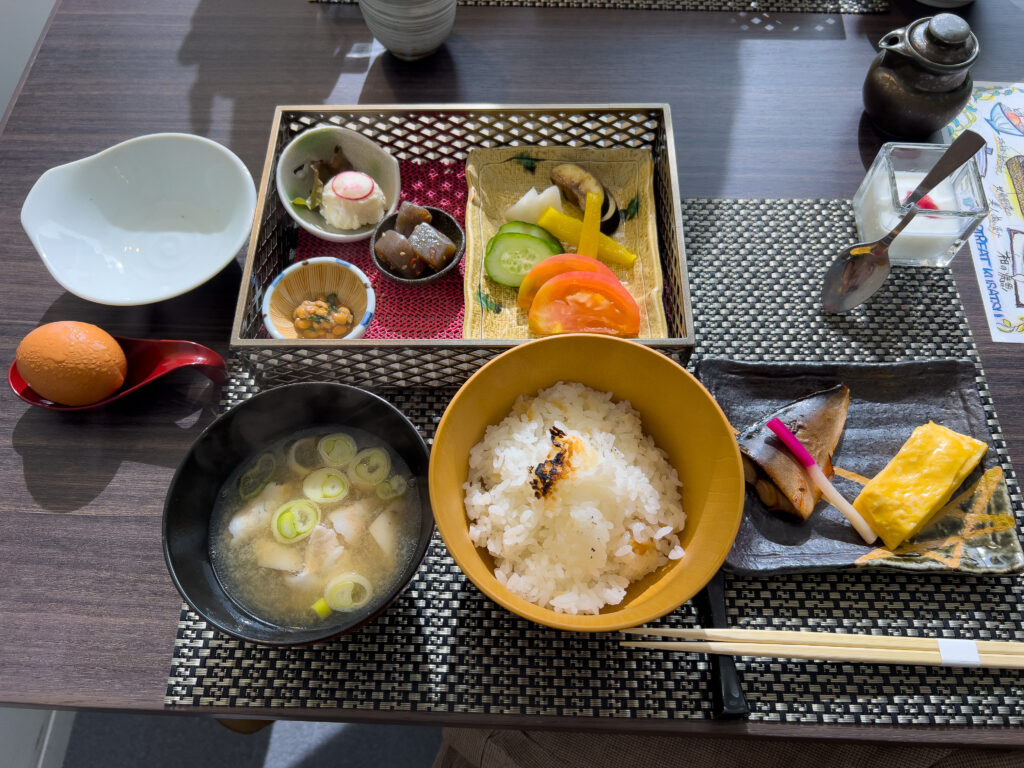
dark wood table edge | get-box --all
[5,698,1024,748]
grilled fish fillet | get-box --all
[737,384,850,520]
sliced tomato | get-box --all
[528,271,640,337]
[517,254,617,311]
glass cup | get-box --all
[852,142,988,267]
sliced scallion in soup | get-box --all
[209,426,418,628]
[318,432,357,467]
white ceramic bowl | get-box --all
[276,125,400,244]
[261,257,375,340]
[21,133,257,306]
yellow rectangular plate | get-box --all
[462,146,668,340]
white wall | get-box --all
[1,0,59,117]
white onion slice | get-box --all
[330,171,375,201]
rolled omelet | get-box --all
[853,422,987,550]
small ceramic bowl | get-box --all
[370,206,466,286]
[358,0,456,61]
[20,133,257,306]
[262,257,375,340]
[429,334,746,633]
[276,125,400,243]
[163,382,433,645]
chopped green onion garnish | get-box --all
[270,499,320,544]
[310,598,332,619]
[287,436,320,475]
[348,447,391,490]
[324,572,373,612]
[376,474,408,500]
[302,467,350,504]
[318,433,357,467]
[238,453,276,500]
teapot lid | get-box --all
[908,13,979,68]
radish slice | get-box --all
[505,187,539,222]
[534,185,563,215]
[504,185,564,224]
[330,171,376,201]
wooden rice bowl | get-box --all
[429,334,745,632]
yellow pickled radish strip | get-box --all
[271,499,320,544]
[537,207,636,267]
[324,572,373,612]
[310,598,332,619]
[577,191,602,259]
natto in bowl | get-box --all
[262,257,375,340]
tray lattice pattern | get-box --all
[232,106,692,389]
[170,199,1024,729]
[314,0,887,13]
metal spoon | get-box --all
[9,336,226,412]
[821,129,986,314]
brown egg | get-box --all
[16,321,127,406]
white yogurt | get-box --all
[854,171,964,267]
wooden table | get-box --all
[2,0,1022,746]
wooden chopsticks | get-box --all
[620,627,1024,670]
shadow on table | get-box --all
[178,0,364,155]
[62,712,442,768]
[11,262,243,513]
[359,44,461,103]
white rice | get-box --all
[463,381,684,615]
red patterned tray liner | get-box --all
[295,159,467,340]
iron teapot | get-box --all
[863,14,979,139]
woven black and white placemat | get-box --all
[313,0,888,13]
[167,199,1024,728]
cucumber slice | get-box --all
[493,221,562,253]
[484,232,560,288]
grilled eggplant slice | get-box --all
[737,384,850,520]
[550,163,621,235]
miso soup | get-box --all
[209,426,420,628]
